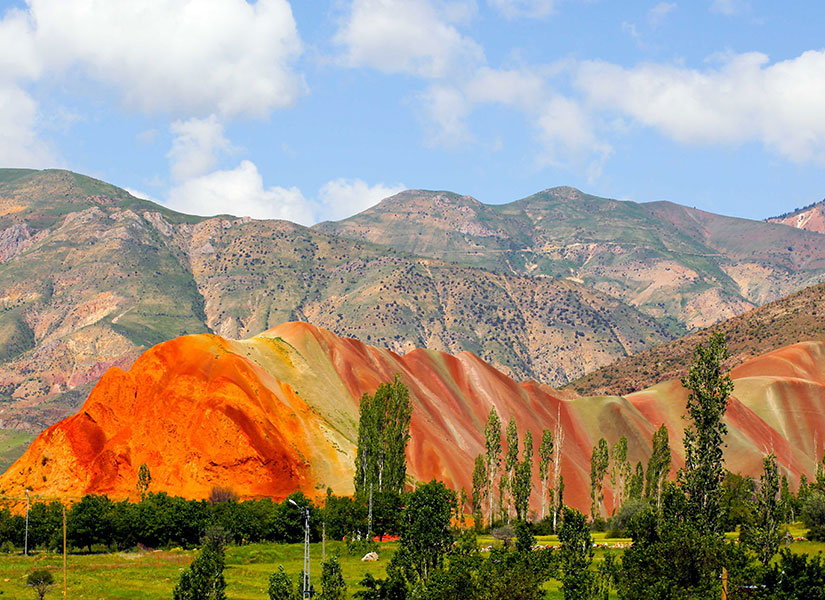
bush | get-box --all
[802,493,825,541]
[607,499,649,538]
[27,569,55,600]
[268,565,298,600]
[0,540,15,553]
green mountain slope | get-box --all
[0,169,670,439]
[317,187,825,333]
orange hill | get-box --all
[1,322,824,515]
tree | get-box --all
[559,507,596,600]
[538,429,554,521]
[644,425,671,511]
[504,418,519,522]
[172,527,228,600]
[484,407,503,527]
[68,494,114,551]
[609,437,630,513]
[396,480,455,584]
[136,463,152,501]
[471,455,487,531]
[679,331,733,535]
[354,376,412,498]
[742,453,782,565]
[590,438,609,522]
[628,462,644,501]
[513,430,533,521]
[802,492,825,541]
[720,472,755,532]
[320,556,347,600]
[552,410,565,532]
[268,565,298,600]
[760,550,825,600]
[27,569,54,600]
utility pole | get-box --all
[63,503,67,599]
[24,488,30,556]
[289,499,311,599]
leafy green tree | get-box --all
[617,484,725,600]
[513,430,533,521]
[471,454,487,531]
[268,565,298,600]
[644,425,671,511]
[354,376,412,498]
[628,462,644,501]
[590,438,609,521]
[538,429,554,520]
[780,474,794,523]
[68,494,115,551]
[609,437,630,513]
[799,473,811,506]
[27,501,62,551]
[760,549,825,599]
[320,555,347,600]
[172,527,227,600]
[504,418,519,521]
[742,453,782,565]
[559,507,596,600]
[720,472,755,532]
[484,407,503,527]
[802,492,825,541]
[396,480,455,585]
[136,463,152,500]
[679,331,733,535]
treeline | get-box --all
[0,489,381,553]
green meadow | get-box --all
[2,531,822,600]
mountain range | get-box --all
[1,167,824,478]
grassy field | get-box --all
[0,531,822,600]
[0,430,34,475]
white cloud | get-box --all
[417,85,473,146]
[167,160,315,225]
[0,84,55,167]
[710,0,748,15]
[574,50,825,164]
[648,2,676,28]
[168,116,235,182]
[334,0,484,78]
[14,0,304,118]
[318,179,405,221]
[488,0,555,19]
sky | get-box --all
[0,0,824,225]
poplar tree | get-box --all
[354,375,412,497]
[590,438,609,522]
[471,454,487,530]
[513,430,533,521]
[538,429,554,520]
[679,331,733,534]
[505,418,519,521]
[610,436,630,513]
[629,461,644,500]
[484,407,502,527]
[743,453,782,565]
[644,425,671,510]
[552,410,565,532]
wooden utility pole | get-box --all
[63,504,67,599]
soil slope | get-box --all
[2,323,823,515]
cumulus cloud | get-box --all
[318,179,405,221]
[488,0,555,19]
[165,158,403,225]
[6,0,303,118]
[574,50,825,164]
[0,85,56,167]
[168,116,235,182]
[167,160,314,224]
[334,0,484,78]
[710,0,748,16]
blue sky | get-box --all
[0,0,823,224]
